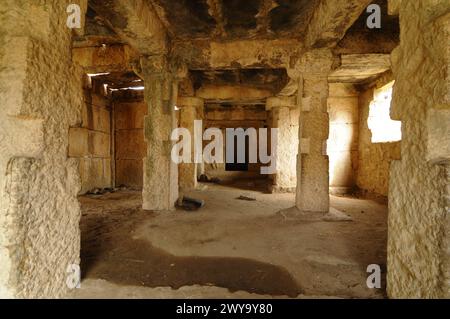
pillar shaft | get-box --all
[142,57,179,211]
[294,50,334,212]
[178,97,204,191]
[267,97,298,192]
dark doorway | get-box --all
[226,135,249,171]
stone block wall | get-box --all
[69,83,112,194]
[204,105,269,181]
[0,0,87,298]
[114,95,147,189]
[357,86,401,196]
[327,83,359,194]
[387,0,449,298]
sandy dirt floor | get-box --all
[71,181,387,299]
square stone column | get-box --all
[178,97,205,191]
[141,56,179,211]
[293,49,334,213]
[0,1,87,298]
[266,96,299,192]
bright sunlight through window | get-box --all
[368,81,402,143]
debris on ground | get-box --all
[177,196,205,211]
[236,195,257,201]
[198,174,221,184]
[87,186,132,196]
[87,188,116,196]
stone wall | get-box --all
[357,86,401,196]
[69,82,112,194]
[327,83,359,194]
[114,94,147,189]
[0,0,87,298]
[204,104,268,181]
[387,0,449,298]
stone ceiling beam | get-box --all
[73,44,139,74]
[89,0,168,55]
[207,0,227,37]
[173,39,302,70]
[334,31,398,55]
[305,0,372,48]
[328,53,391,83]
[255,0,278,35]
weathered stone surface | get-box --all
[327,84,359,192]
[356,87,400,196]
[203,104,268,181]
[295,49,334,213]
[427,108,450,165]
[305,0,372,48]
[196,85,272,102]
[142,56,179,211]
[114,99,147,189]
[115,101,147,130]
[79,158,112,193]
[335,0,400,55]
[89,0,168,55]
[329,54,391,83]
[0,0,87,298]
[69,128,90,157]
[73,44,137,73]
[149,0,318,40]
[115,130,146,160]
[173,39,302,70]
[79,97,111,133]
[1,0,448,301]
[387,0,449,299]
[70,90,112,194]
[178,102,202,191]
[115,159,143,188]
[266,96,297,111]
[270,106,298,192]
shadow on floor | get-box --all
[80,206,301,297]
[212,179,272,194]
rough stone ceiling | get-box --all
[149,0,320,40]
[191,68,288,92]
[190,68,289,104]
[336,0,399,54]
[74,7,124,47]
[92,72,143,91]
[79,0,400,86]
[329,54,391,83]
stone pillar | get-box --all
[386,0,449,298]
[444,165,450,298]
[0,1,87,298]
[141,56,179,211]
[178,97,205,191]
[266,96,298,192]
[293,49,334,213]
